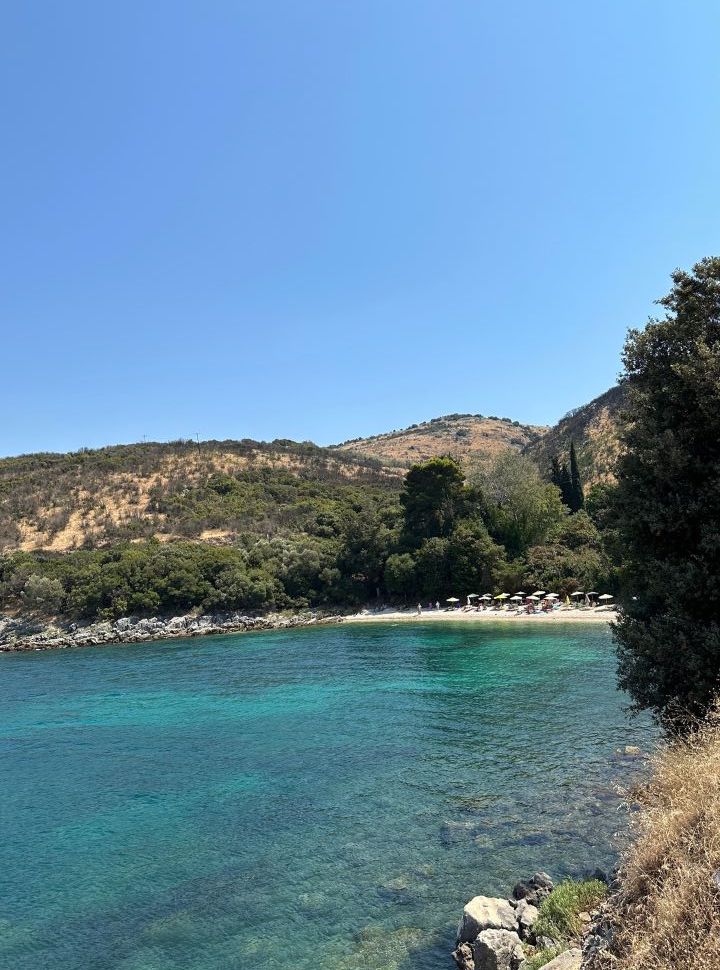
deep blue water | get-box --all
[0,621,655,970]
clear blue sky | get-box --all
[2,2,719,456]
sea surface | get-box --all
[1,621,655,970]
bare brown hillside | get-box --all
[523,385,626,487]
[0,439,401,554]
[332,414,548,469]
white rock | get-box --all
[457,896,518,943]
[514,898,539,939]
[471,929,524,970]
[542,949,582,970]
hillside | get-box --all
[332,413,548,470]
[523,385,627,487]
[0,393,626,556]
[0,439,401,554]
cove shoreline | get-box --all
[0,605,616,653]
[343,607,617,626]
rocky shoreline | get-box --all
[452,871,613,970]
[0,610,344,652]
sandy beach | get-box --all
[344,607,617,625]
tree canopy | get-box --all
[613,257,720,727]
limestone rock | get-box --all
[541,948,582,969]
[457,896,518,943]
[511,872,554,907]
[514,898,539,939]
[471,929,524,970]
[451,942,475,970]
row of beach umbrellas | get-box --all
[447,591,614,604]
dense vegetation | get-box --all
[0,439,617,621]
[612,257,720,728]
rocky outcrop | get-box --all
[457,896,518,942]
[452,874,555,970]
[452,872,610,970]
[511,871,554,907]
[471,929,524,970]
[0,610,342,652]
[513,899,539,940]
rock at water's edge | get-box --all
[471,929,524,970]
[514,898,539,939]
[511,871,554,907]
[451,942,475,970]
[457,896,517,943]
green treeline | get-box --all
[0,445,614,622]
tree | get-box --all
[22,574,64,613]
[569,441,585,512]
[384,553,417,599]
[525,512,611,594]
[551,446,584,513]
[613,257,720,727]
[399,457,467,543]
[474,452,566,558]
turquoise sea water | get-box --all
[1,621,655,970]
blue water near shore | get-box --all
[1,621,655,970]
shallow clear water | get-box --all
[1,621,655,970]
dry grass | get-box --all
[595,710,720,969]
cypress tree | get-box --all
[569,441,584,512]
[558,462,573,510]
[550,455,563,489]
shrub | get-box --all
[533,879,607,943]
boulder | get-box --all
[451,942,475,970]
[457,896,518,943]
[511,872,554,907]
[541,948,582,969]
[471,929,524,970]
[514,899,539,939]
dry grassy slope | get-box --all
[0,440,401,554]
[332,414,548,470]
[587,711,720,970]
[523,385,627,487]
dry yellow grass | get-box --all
[594,710,720,969]
[335,415,547,469]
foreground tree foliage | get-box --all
[613,257,720,727]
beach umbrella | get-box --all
[571,591,584,597]
[467,593,479,599]
[533,591,546,597]
[515,591,526,596]
[494,593,509,600]
[546,593,559,599]
[528,595,540,601]
[587,592,598,597]
[446,597,460,603]
[510,595,522,601]
[480,594,492,601]
[599,593,613,600]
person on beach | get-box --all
[417,603,422,615]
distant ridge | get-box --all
[331,413,548,469]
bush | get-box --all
[533,879,607,943]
